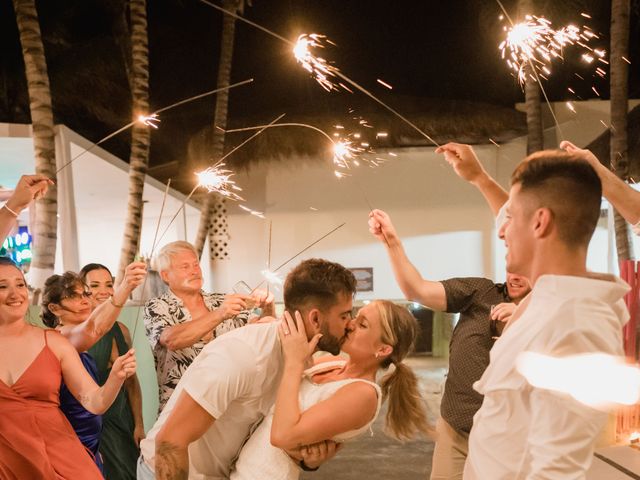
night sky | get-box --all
[1,0,636,170]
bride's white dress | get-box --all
[230,360,382,480]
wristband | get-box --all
[2,204,19,217]
[110,297,124,308]
[299,460,319,472]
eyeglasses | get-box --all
[62,290,92,302]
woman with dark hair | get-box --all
[230,300,432,480]
[41,262,145,474]
[0,257,136,479]
[80,263,145,480]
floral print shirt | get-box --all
[144,289,250,412]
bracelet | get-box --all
[110,297,124,308]
[2,204,19,217]
[299,460,319,472]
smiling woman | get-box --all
[0,257,135,479]
[39,264,146,474]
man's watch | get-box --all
[299,459,319,472]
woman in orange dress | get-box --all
[0,257,137,479]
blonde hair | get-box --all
[374,300,433,440]
[153,241,199,272]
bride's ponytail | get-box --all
[374,300,433,440]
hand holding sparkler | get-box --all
[110,260,147,309]
[436,143,489,185]
[559,140,604,172]
[368,209,398,247]
[6,174,53,211]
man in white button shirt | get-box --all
[464,151,630,479]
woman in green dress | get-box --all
[81,264,145,480]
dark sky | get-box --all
[1,0,635,169]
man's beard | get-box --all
[317,321,345,356]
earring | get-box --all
[374,352,379,359]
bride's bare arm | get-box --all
[270,312,377,450]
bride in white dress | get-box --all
[231,300,432,480]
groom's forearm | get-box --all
[156,441,188,480]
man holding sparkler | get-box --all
[464,152,629,479]
[144,241,274,413]
[138,258,356,479]
[369,210,529,480]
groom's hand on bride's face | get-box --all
[300,440,342,469]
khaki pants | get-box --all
[429,418,469,480]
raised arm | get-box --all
[270,312,378,450]
[368,209,447,311]
[50,331,136,415]
[0,174,52,246]
[436,142,508,217]
[561,140,640,225]
[120,322,146,445]
[60,261,147,352]
[153,294,248,351]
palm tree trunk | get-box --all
[517,0,543,155]
[194,0,241,259]
[12,0,58,289]
[610,0,634,260]
[117,0,151,280]
[524,74,543,154]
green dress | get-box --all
[89,323,138,480]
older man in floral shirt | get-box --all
[144,241,273,412]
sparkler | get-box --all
[154,113,284,245]
[55,78,254,174]
[517,351,640,408]
[495,0,607,142]
[250,222,346,293]
[130,179,171,343]
[499,15,605,86]
[293,34,341,92]
[155,162,242,247]
[197,0,440,147]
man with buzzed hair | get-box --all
[138,258,356,480]
[464,152,630,479]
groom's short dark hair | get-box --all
[283,259,356,315]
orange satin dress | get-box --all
[0,329,102,479]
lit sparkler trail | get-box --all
[494,0,606,141]
[499,15,604,86]
[197,0,440,147]
[517,351,640,408]
[293,34,340,91]
[55,78,254,174]
[154,114,284,246]
[223,122,366,172]
[154,163,240,249]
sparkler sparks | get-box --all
[260,269,284,287]
[293,34,341,91]
[517,352,640,408]
[137,113,160,128]
[499,15,606,86]
[196,163,244,201]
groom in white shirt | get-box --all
[138,258,357,480]
[464,152,630,479]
